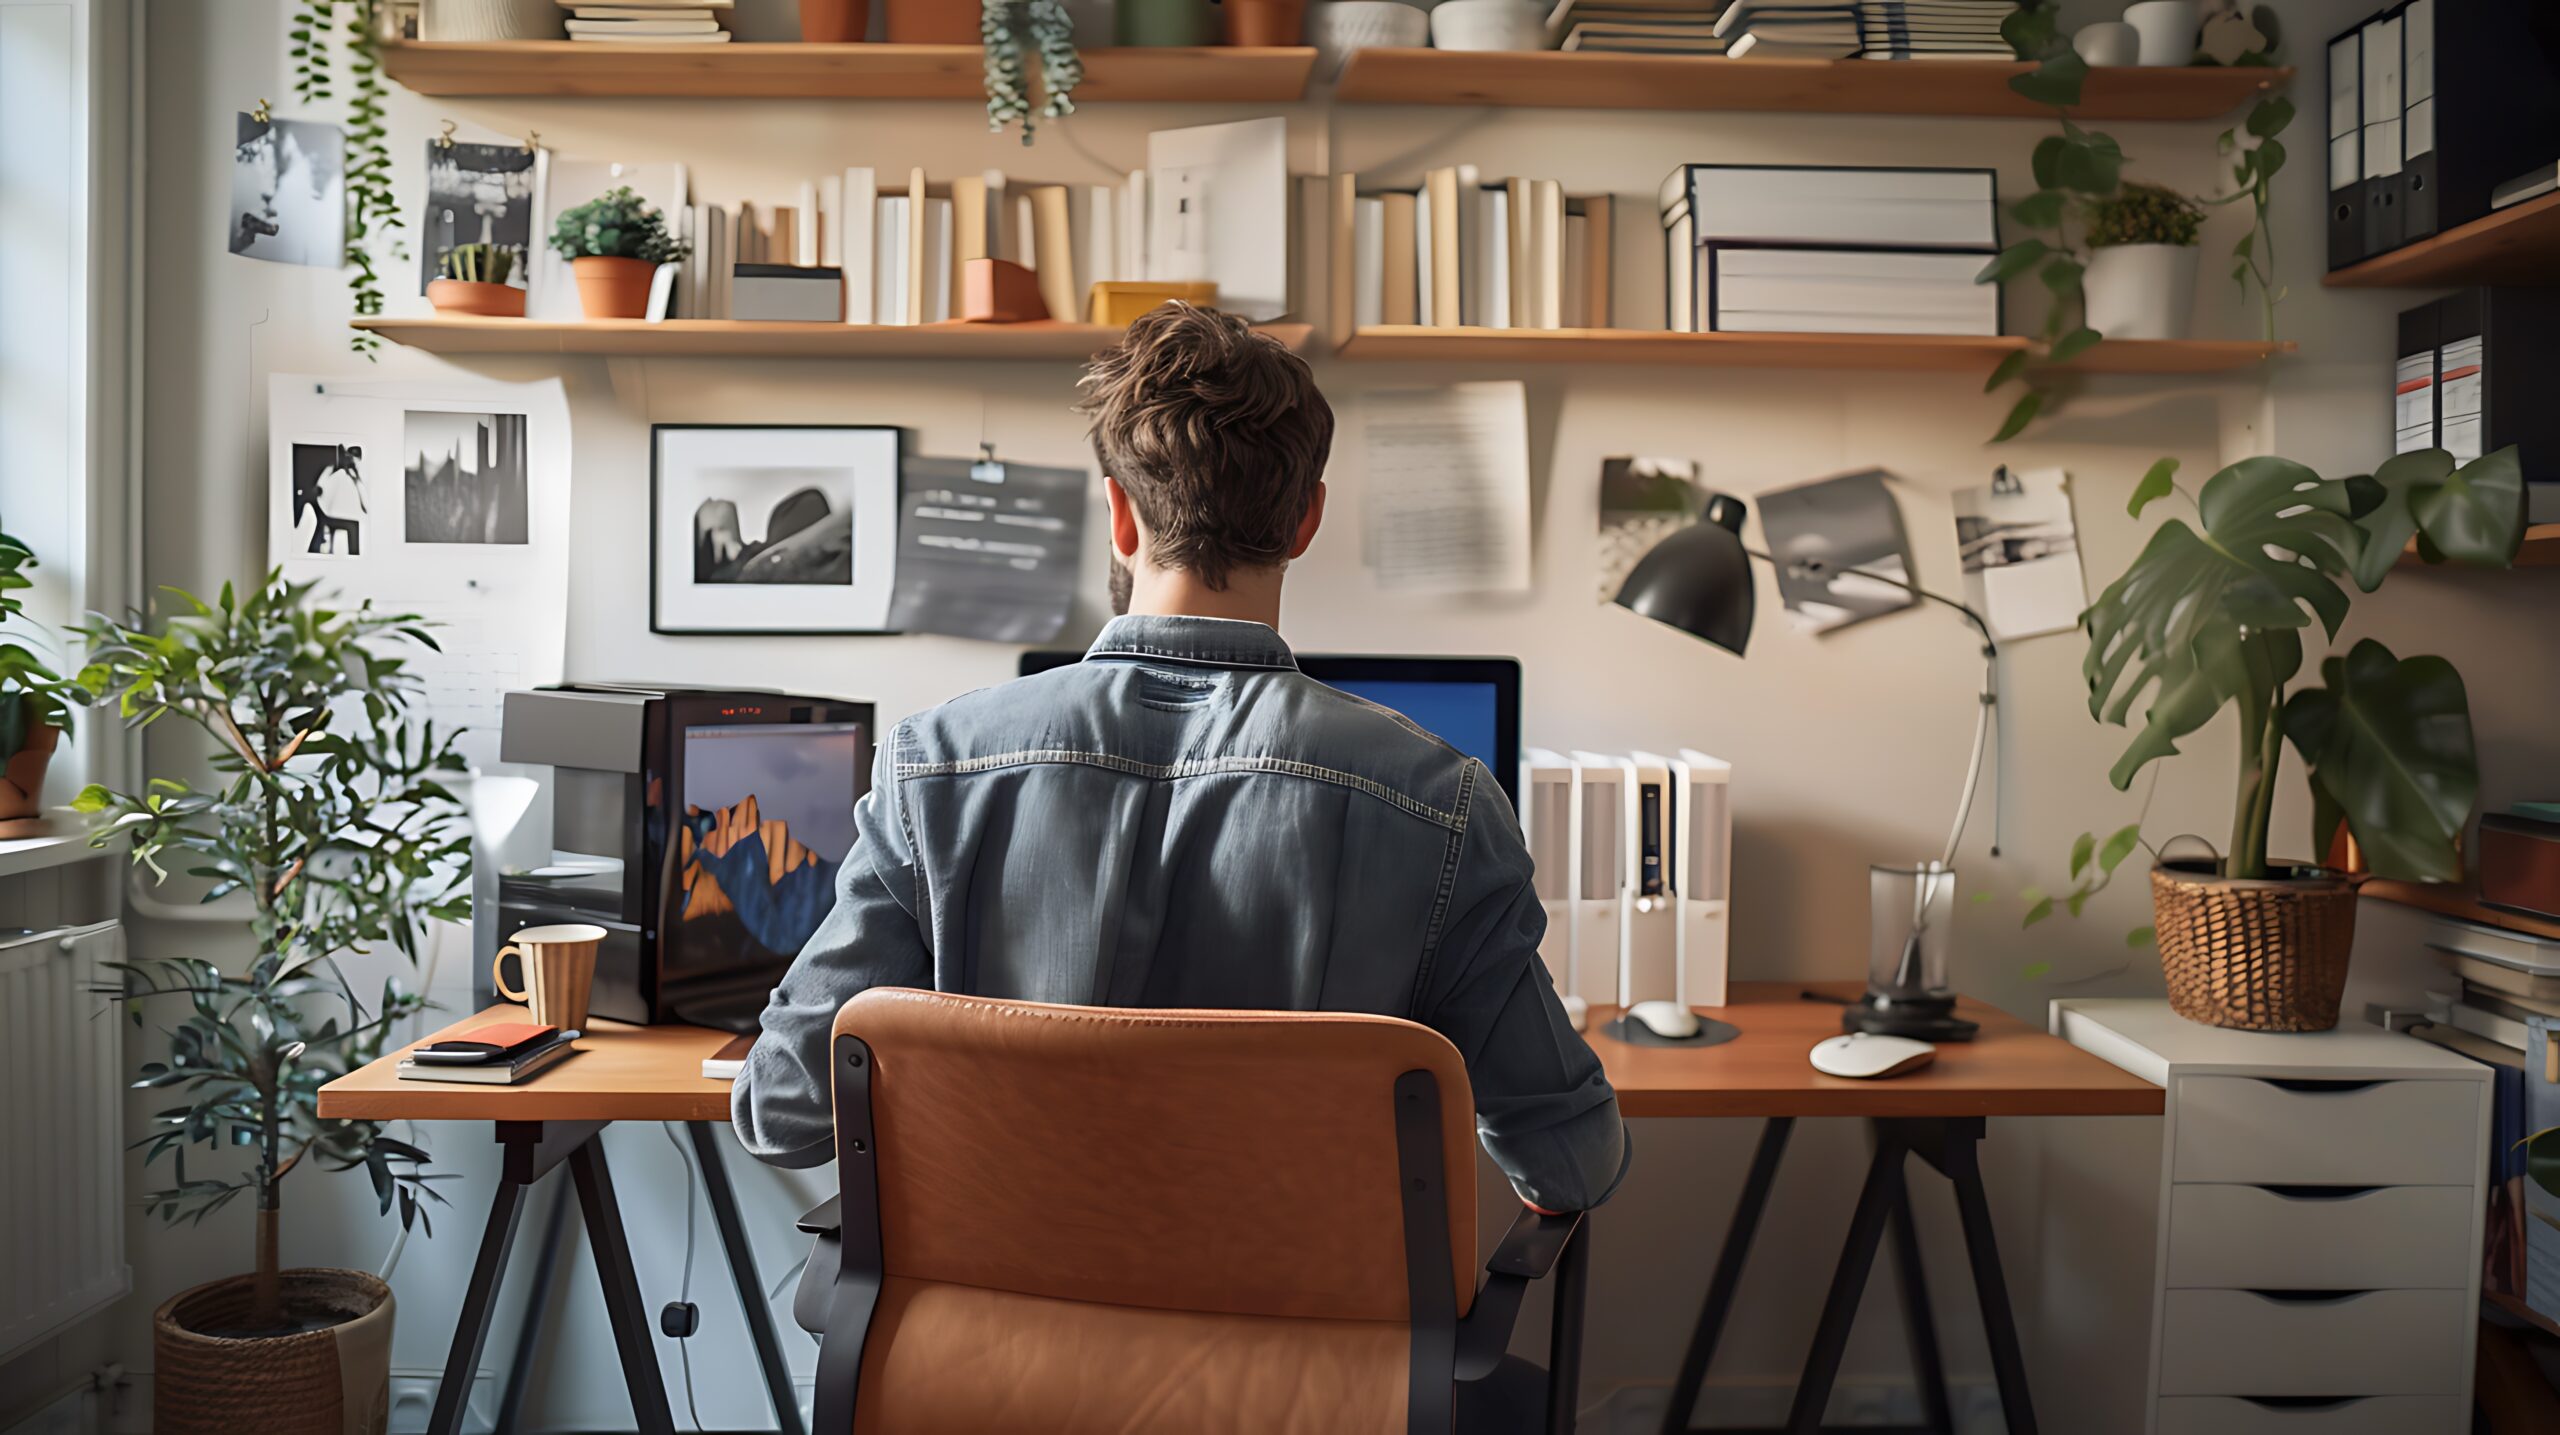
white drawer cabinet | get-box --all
[2053,1000,2490,1435]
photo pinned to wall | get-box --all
[1755,468,1919,634]
[230,113,345,266]
[886,454,1088,643]
[404,411,530,545]
[652,425,902,635]
[421,141,542,293]
[1596,456,1705,605]
[289,440,371,558]
[1952,466,2087,642]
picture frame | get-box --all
[651,424,904,635]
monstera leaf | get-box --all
[2084,457,2364,788]
[2531,1126,2560,1204]
[2345,446,2526,590]
[2282,639,2476,883]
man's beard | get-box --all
[1109,553,1133,616]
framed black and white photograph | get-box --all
[420,141,539,295]
[289,440,370,558]
[405,410,530,545]
[652,425,903,634]
[230,113,345,267]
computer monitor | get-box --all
[1017,651,1521,805]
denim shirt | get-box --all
[734,615,1628,1211]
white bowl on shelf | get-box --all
[1429,0,1547,53]
[1314,1,1432,77]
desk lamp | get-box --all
[1613,494,1994,1042]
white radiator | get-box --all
[0,921,128,1361]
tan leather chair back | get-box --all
[832,987,1478,1323]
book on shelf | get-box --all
[2450,997,2530,1052]
[1703,246,2000,334]
[557,0,734,8]
[568,27,733,42]
[2440,949,2560,1003]
[563,17,724,34]
[1659,162,1995,331]
[1342,170,1610,334]
[2408,1018,2523,1070]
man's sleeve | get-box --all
[1418,764,1629,1213]
[732,724,932,1168]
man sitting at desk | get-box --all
[735,303,1626,1221]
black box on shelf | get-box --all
[2393,289,2560,517]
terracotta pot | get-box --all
[1222,0,1307,45]
[2150,860,2359,1031]
[426,279,527,318]
[154,1269,394,1435]
[884,0,979,44]
[571,256,657,320]
[0,721,57,822]
[1117,0,1215,45]
[800,0,872,41]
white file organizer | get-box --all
[1672,748,1733,1009]
[1520,749,1586,1027]
[1567,751,1632,1009]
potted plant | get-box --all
[2042,445,2525,1030]
[547,186,690,320]
[984,0,1083,140]
[0,532,86,832]
[425,241,524,318]
[75,574,470,1435]
[1220,0,1308,46]
[2080,181,2204,340]
[800,0,871,40]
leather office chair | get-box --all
[792,988,1589,1434]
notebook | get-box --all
[397,1028,582,1085]
[703,1033,755,1081]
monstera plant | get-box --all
[2042,445,2523,1029]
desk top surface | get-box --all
[322,983,2163,1126]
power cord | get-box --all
[659,1123,706,1431]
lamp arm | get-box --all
[1745,548,2002,863]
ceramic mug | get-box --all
[2072,20,2138,67]
[2123,0,2199,66]
[492,923,607,1031]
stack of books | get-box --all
[1715,0,2014,60]
[1340,168,1615,331]
[558,0,734,44]
[1658,163,1999,334]
[1546,0,1731,55]
[2431,930,2560,1058]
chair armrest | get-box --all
[796,1195,842,1236]
[1454,1207,1586,1380]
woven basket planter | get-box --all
[2150,861,2359,1031]
[154,1269,394,1435]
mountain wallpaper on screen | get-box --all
[677,794,841,962]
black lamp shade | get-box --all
[1613,494,1756,656]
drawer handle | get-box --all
[2254,1078,2387,1094]
[2246,1289,2375,1305]
[2256,1184,2381,1201]
[2237,1397,2367,1411]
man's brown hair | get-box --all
[1076,303,1335,590]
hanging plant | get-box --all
[983,0,1082,145]
[290,1,404,358]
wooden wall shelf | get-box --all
[2397,524,2560,570]
[355,316,1314,360]
[2361,877,2560,943]
[1333,326,2293,374]
[376,40,1317,102]
[1331,51,2289,120]
[2322,189,2560,288]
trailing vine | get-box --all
[288,1,403,358]
[982,0,1082,145]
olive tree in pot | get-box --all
[76,574,469,1435]
[0,531,88,832]
[2042,445,2525,1031]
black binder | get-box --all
[2325,20,2364,269]
[2359,6,2405,262]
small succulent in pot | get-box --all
[2086,181,2204,248]
[427,242,527,317]
[0,531,88,826]
[438,241,516,285]
[548,187,690,320]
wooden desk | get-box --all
[1609,983,2162,1435]
[319,1007,794,1435]
[1591,983,2165,1120]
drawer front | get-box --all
[2156,1395,2467,1435]
[2157,1289,2468,1396]
[2172,1076,2480,1186]
[2165,1185,2475,1290]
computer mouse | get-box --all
[1809,1032,1937,1079]
[1628,1000,1702,1040]
[1560,993,1589,1033]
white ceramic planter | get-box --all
[2124,0,2199,66]
[2082,243,2199,341]
[2073,21,2138,66]
[421,0,563,41]
[1315,0,1430,77]
[1430,0,1545,51]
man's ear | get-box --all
[1104,476,1142,560]
[1287,481,1327,560]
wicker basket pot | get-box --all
[154,1269,394,1435]
[2150,860,2359,1031]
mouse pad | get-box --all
[1602,1015,1743,1049]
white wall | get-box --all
[110,0,2560,1430]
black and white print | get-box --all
[652,425,903,634]
[420,142,539,294]
[230,113,345,267]
[1953,466,2086,642]
[290,441,369,557]
[1596,456,1705,605]
[404,411,530,545]
[691,467,855,585]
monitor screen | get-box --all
[672,722,868,975]
[1016,651,1520,805]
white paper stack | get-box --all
[1547,0,1731,55]
[1715,0,2012,60]
[557,0,734,42]
[1658,163,1998,333]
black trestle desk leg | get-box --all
[431,1163,528,1435]
[494,1175,573,1435]
[569,1136,678,1435]
[1886,1165,1955,1435]
[1660,1115,1794,1435]
[1546,1215,1590,1435]
[1783,1125,1906,1435]
[1944,1124,2037,1435]
[690,1121,808,1435]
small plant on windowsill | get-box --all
[2081,182,2205,341]
[0,532,89,832]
